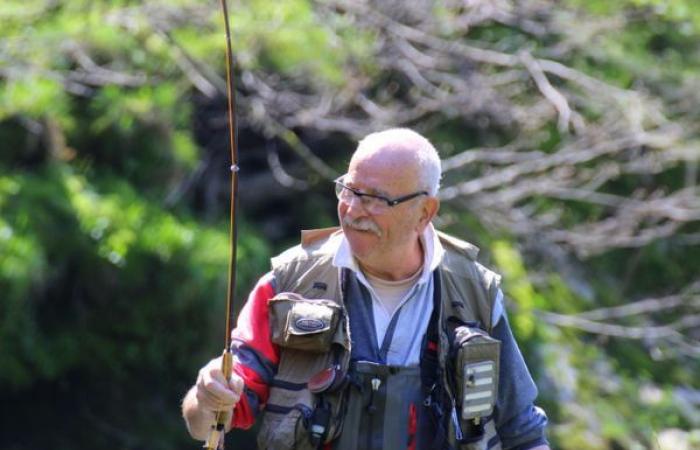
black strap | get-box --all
[309,396,332,449]
[418,271,454,449]
[420,270,441,389]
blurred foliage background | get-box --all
[1,0,699,449]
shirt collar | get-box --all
[332,223,445,285]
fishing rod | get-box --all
[204,0,239,448]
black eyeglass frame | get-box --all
[334,176,429,208]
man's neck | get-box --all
[364,265,423,316]
[358,238,424,281]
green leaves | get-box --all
[0,165,270,388]
[0,76,69,124]
[492,240,543,338]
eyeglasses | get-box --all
[334,175,428,214]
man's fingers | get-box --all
[196,384,237,411]
[195,357,241,411]
[228,374,244,396]
[199,357,227,384]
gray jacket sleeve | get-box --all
[492,311,549,449]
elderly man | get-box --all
[183,128,550,449]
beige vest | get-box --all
[257,228,502,450]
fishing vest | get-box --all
[256,227,503,450]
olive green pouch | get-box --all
[453,326,500,422]
[269,292,341,353]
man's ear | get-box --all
[417,197,440,230]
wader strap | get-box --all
[419,270,450,450]
[421,271,441,389]
[378,311,401,362]
[343,270,379,362]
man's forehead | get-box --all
[347,151,420,193]
[349,144,419,172]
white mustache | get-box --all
[342,217,382,237]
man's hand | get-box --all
[195,356,244,412]
[182,356,244,441]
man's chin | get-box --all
[344,228,379,255]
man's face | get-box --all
[337,148,428,270]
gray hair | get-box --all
[355,128,442,196]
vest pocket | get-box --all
[269,292,342,353]
[257,406,315,450]
[453,326,500,427]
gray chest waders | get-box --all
[333,362,424,450]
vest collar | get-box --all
[332,223,445,287]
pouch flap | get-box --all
[288,301,335,336]
[269,292,342,353]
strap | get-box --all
[419,270,453,449]
[420,270,441,389]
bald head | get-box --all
[351,128,442,196]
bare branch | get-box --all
[519,50,580,134]
[577,283,700,321]
[536,310,700,340]
[266,142,310,190]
